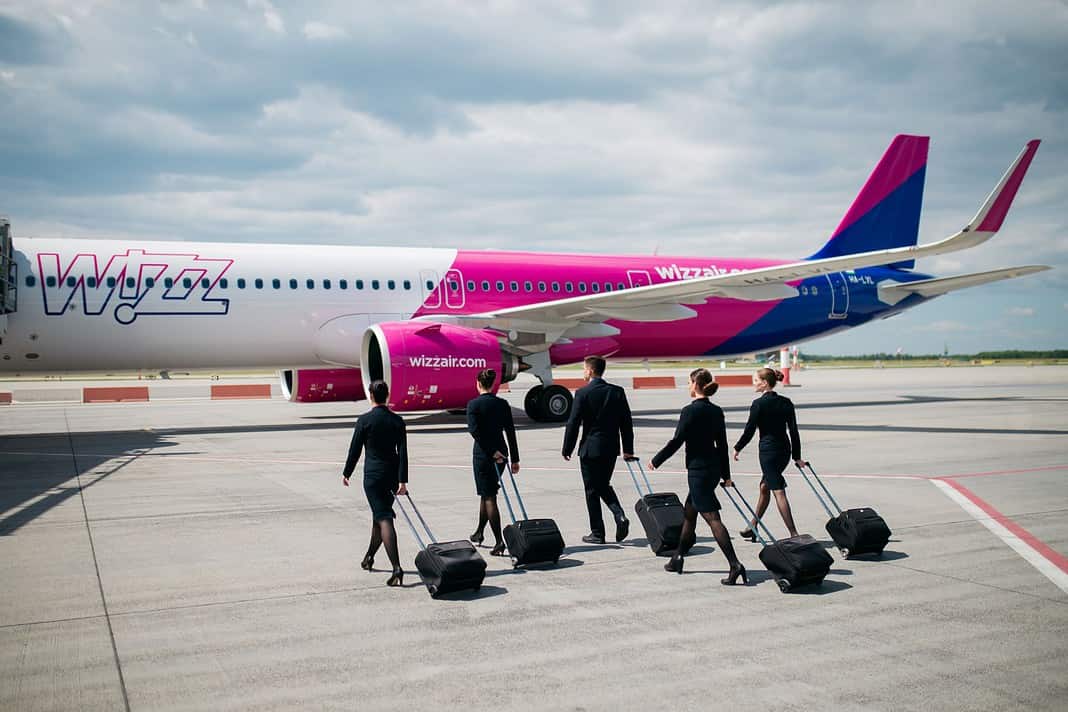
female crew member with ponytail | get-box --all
[733,367,803,541]
[465,368,520,556]
[649,368,746,585]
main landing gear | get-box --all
[523,384,573,423]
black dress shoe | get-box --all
[360,555,374,571]
[614,517,630,543]
[489,543,508,556]
[721,563,748,586]
[386,567,404,587]
[470,531,485,545]
[664,553,684,574]
[739,528,757,543]
[582,533,606,545]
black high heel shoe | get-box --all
[721,563,748,586]
[470,531,485,545]
[489,543,508,557]
[664,553,684,574]
[360,555,374,571]
[386,567,404,587]
[739,528,757,543]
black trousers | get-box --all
[580,455,622,536]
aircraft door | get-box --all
[419,269,441,309]
[627,270,651,288]
[444,268,465,309]
[827,272,849,319]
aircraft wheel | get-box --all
[524,385,545,420]
[541,384,573,422]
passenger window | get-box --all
[289,279,298,289]
[202,278,210,288]
[306,279,315,289]
[46,276,56,287]
[538,281,547,292]
[272,279,281,289]
[591,283,600,293]
[127,277,136,288]
[811,286,818,295]
[467,280,476,291]
[524,281,533,292]
[372,280,380,290]
[219,278,228,289]
[551,282,560,292]
[449,280,458,291]
[564,282,573,293]
[339,279,347,289]
[324,279,331,289]
[387,280,395,290]
[356,279,364,290]
[87,277,97,288]
[578,282,587,293]
[510,281,519,292]
[481,280,490,291]
[604,283,612,291]
[254,278,263,289]
[426,280,434,291]
[495,281,504,292]
[109,277,118,288]
[146,277,155,288]
[403,280,411,290]
[66,276,77,287]
[164,277,173,288]
[237,278,246,289]
[617,282,626,290]
[25,275,36,287]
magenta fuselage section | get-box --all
[413,250,788,363]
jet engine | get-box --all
[279,367,365,403]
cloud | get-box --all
[1006,306,1035,317]
[912,320,976,333]
[302,21,347,41]
[247,0,285,34]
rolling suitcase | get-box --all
[625,458,684,556]
[796,461,891,558]
[397,494,487,598]
[498,463,565,568]
[724,485,833,593]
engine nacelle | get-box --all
[279,367,366,403]
[361,321,519,411]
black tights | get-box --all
[677,501,739,568]
[474,495,503,544]
[365,518,401,571]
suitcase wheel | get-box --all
[427,584,438,596]
[776,579,791,594]
[839,547,851,558]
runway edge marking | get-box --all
[931,478,1068,595]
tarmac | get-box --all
[1,366,1066,711]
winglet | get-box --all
[969,140,1040,233]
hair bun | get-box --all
[773,369,784,383]
[705,382,720,396]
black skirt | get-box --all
[687,469,721,513]
[758,445,790,490]
[363,478,397,521]
[473,453,501,497]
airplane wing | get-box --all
[877,265,1051,305]
[426,140,1041,345]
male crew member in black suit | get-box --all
[562,356,634,544]
[466,368,520,556]
[343,380,408,587]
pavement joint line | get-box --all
[930,478,1068,595]
[879,559,1068,606]
[0,613,109,631]
[63,410,132,712]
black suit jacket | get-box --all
[562,377,634,459]
[343,405,408,485]
[466,393,519,463]
[733,391,801,460]
[650,397,731,480]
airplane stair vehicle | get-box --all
[398,494,487,598]
[796,461,891,558]
[0,218,16,336]
[498,463,565,568]
[626,458,684,556]
[725,485,833,593]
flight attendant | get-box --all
[342,380,408,587]
[649,369,746,584]
[562,356,634,544]
[733,368,803,541]
[466,368,520,556]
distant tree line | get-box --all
[802,350,1068,360]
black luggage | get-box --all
[796,462,891,558]
[724,486,833,593]
[625,458,684,556]
[498,463,565,568]
[397,494,487,598]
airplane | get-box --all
[0,136,1049,422]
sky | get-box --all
[1,1,1065,355]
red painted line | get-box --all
[935,477,1068,575]
[0,392,11,404]
[938,464,1068,479]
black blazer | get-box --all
[343,405,408,485]
[562,377,634,459]
[651,397,731,480]
[466,393,519,463]
[733,391,801,460]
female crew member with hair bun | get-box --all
[466,368,520,557]
[733,367,803,541]
[649,368,746,585]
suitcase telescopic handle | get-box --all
[505,463,529,521]
[496,462,519,525]
[723,485,776,545]
[803,462,843,515]
[624,457,652,497]
[795,462,838,519]
[400,493,437,545]
[395,496,427,550]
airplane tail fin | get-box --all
[809,134,929,269]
